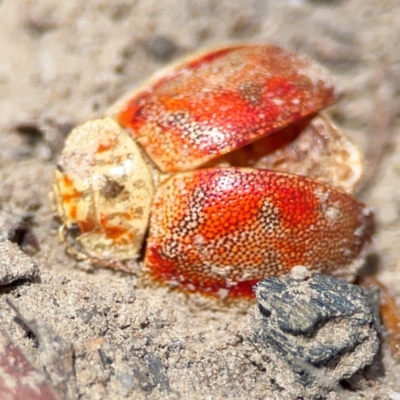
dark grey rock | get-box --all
[144,351,171,393]
[246,267,380,399]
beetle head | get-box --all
[51,117,156,264]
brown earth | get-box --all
[1,1,400,399]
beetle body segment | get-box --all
[115,45,337,172]
[52,117,156,262]
[210,113,363,194]
[146,168,373,298]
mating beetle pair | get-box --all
[51,44,373,299]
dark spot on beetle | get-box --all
[63,223,83,254]
[238,82,263,107]
[163,111,189,128]
[100,176,125,199]
[133,180,146,189]
[67,223,81,238]
[134,206,144,219]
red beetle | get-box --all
[51,44,373,299]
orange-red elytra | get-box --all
[146,168,373,299]
[51,44,373,300]
[117,45,337,173]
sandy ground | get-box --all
[1,0,400,399]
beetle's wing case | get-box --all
[109,45,338,173]
[145,168,374,298]
[51,117,157,264]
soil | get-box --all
[1,1,400,399]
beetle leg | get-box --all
[359,276,400,360]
